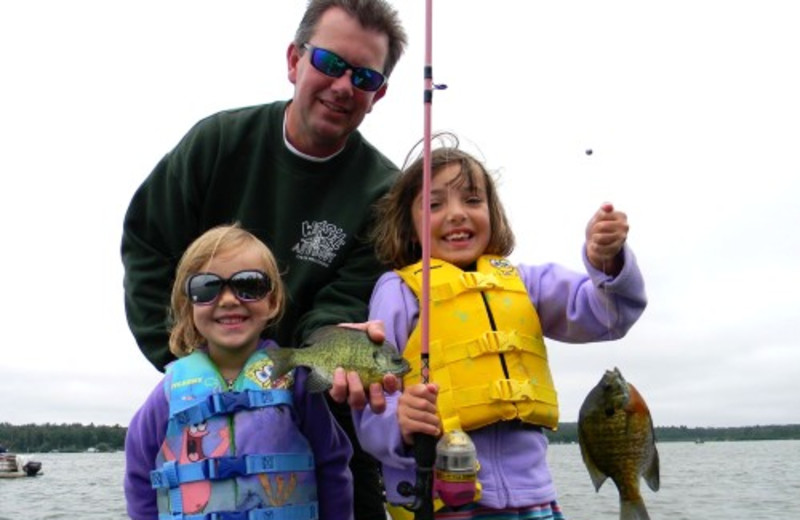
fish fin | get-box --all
[643,447,660,492]
[585,460,608,492]
[265,348,294,379]
[305,370,333,393]
[578,430,608,491]
[620,498,650,520]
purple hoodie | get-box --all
[355,246,647,509]
[124,340,354,519]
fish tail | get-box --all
[266,348,294,379]
[620,498,650,520]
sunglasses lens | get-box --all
[311,48,347,77]
[187,274,223,304]
[352,69,385,91]
[229,271,271,301]
[309,46,385,92]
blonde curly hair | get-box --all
[168,223,285,357]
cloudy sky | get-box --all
[2,1,798,429]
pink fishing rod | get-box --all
[419,0,433,387]
[397,1,437,518]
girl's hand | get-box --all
[585,202,629,275]
[398,383,441,445]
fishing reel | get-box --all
[433,429,478,508]
[397,429,478,517]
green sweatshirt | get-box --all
[121,101,398,372]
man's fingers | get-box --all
[346,371,367,410]
[328,367,348,403]
[382,373,400,394]
[337,320,386,343]
[368,383,387,414]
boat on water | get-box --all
[0,452,43,478]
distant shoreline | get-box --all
[547,422,800,444]
[3,422,799,453]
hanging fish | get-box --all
[578,367,660,520]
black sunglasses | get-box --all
[302,43,386,92]
[186,270,272,306]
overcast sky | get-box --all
[2,1,798,429]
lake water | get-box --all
[1,440,798,519]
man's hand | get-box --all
[329,321,400,413]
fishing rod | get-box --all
[396,1,439,518]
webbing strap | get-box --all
[431,331,546,369]
[458,380,558,407]
[151,453,314,489]
[429,272,502,301]
[158,502,319,520]
[171,389,292,427]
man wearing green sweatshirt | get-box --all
[121,2,407,519]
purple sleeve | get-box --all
[520,244,647,342]
[355,272,420,504]
[124,380,168,520]
[294,368,354,520]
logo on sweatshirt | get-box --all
[292,220,346,267]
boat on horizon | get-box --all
[0,451,43,478]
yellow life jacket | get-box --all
[396,255,559,433]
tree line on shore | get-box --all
[546,422,800,444]
[1,421,799,453]
[0,422,127,453]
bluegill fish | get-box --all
[578,367,660,520]
[267,326,411,393]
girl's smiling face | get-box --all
[412,162,491,268]
[191,244,278,366]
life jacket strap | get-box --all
[172,389,293,427]
[430,272,503,301]
[150,453,315,489]
[448,379,558,407]
[158,502,319,520]
[431,331,546,368]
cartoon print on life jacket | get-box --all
[160,421,231,514]
[489,257,516,277]
[259,473,298,506]
[247,356,302,505]
[248,356,293,390]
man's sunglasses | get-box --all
[186,270,272,306]
[302,43,386,92]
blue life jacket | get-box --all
[150,346,318,520]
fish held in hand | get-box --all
[578,367,660,520]
[267,325,411,393]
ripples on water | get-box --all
[0,451,128,519]
[0,440,797,519]
[549,439,800,519]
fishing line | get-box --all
[585,147,615,344]
[601,259,613,342]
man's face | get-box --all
[286,7,390,157]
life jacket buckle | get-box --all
[205,456,247,480]
[149,459,180,489]
[212,391,252,414]
[460,272,499,290]
[489,380,535,402]
[207,512,247,520]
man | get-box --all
[121,1,407,518]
